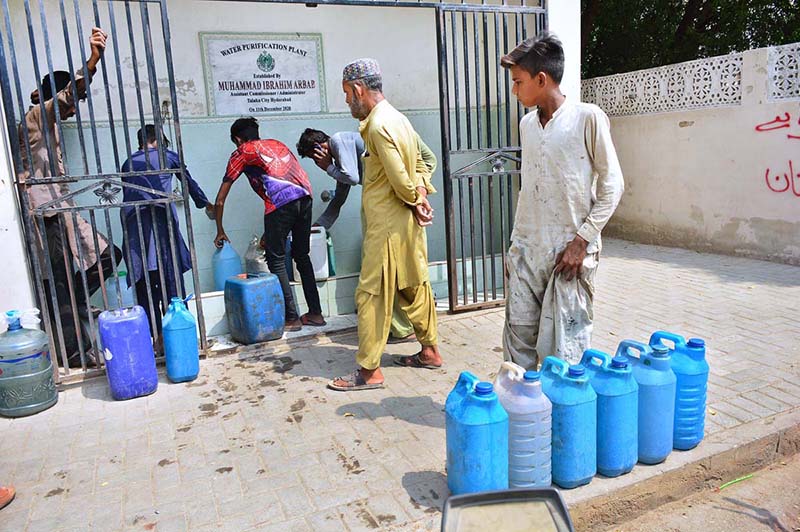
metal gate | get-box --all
[436,2,546,312]
[0,0,206,383]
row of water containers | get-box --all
[0,297,201,416]
[446,332,709,494]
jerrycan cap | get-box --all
[611,356,629,369]
[568,365,585,377]
[652,344,670,358]
[523,371,541,381]
[688,338,705,348]
[475,382,494,396]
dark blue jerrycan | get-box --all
[162,296,199,383]
[649,331,709,451]
[617,340,676,464]
[445,375,509,495]
[224,273,285,344]
[541,356,597,488]
[98,306,158,401]
[581,349,638,477]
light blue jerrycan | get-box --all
[445,374,509,495]
[541,356,597,489]
[494,361,552,488]
[212,241,243,292]
[617,340,676,464]
[649,331,709,451]
[580,349,638,477]
[162,295,199,383]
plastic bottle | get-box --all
[446,377,509,495]
[541,356,597,488]
[649,331,709,450]
[581,349,638,477]
[163,296,200,383]
[0,310,58,416]
[494,361,552,488]
[618,340,677,464]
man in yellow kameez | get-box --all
[329,58,443,391]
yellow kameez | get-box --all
[356,100,438,370]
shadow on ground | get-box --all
[335,395,446,429]
[403,470,449,514]
[714,497,790,532]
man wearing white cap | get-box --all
[328,58,443,391]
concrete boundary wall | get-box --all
[583,44,800,265]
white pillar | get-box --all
[0,100,35,311]
[547,0,582,102]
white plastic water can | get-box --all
[494,361,553,488]
[309,227,329,280]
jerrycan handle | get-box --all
[455,371,480,394]
[498,361,525,381]
[541,356,569,377]
[580,349,611,369]
[649,331,685,351]
[615,340,651,361]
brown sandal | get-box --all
[327,370,384,391]
[393,352,442,370]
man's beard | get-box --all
[348,96,368,120]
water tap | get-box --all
[320,189,336,202]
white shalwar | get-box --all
[504,100,624,369]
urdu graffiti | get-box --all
[754,112,799,197]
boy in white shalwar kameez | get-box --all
[501,32,625,368]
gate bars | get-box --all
[436,2,546,312]
[0,0,206,383]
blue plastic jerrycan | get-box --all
[162,296,199,383]
[98,306,158,401]
[617,340,676,464]
[224,273,285,344]
[581,349,639,477]
[494,361,553,488]
[213,241,243,292]
[649,331,709,451]
[541,356,597,489]
[445,374,509,495]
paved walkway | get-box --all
[2,239,800,532]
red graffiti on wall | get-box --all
[755,113,799,196]
[755,112,800,139]
[764,160,800,196]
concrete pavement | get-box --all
[1,238,799,531]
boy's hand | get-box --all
[554,236,588,281]
[214,232,229,248]
[312,145,332,171]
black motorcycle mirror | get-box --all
[441,488,574,532]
